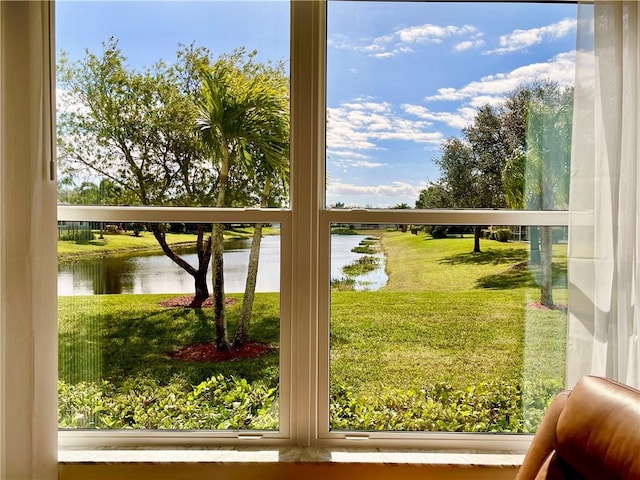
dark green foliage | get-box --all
[495,228,512,242]
[330,379,562,433]
[332,224,356,235]
[430,226,448,239]
[74,228,95,244]
[58,375,278,430]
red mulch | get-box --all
[161,295,268,362]
[169,341,271,363]
[159,295,238,308]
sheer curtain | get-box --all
[568,1,640,389]
[0,2,58,479]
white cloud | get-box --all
[353,160,386,169]
[327,181,426,201]
[485,18,577,55]
[396,24,477,44]
[401,104,476,130]
[425,51,575,103]
[326,99,444,170]
[327,99,442,150]
[402,50,576,132]
[454,34,485,52]
[327,150,372,160]
[334,22,483,58]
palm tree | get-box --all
[501,85,572,307]
[196,55,289,350]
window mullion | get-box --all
[290,0,326,447]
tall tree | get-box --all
[501,83,572,306]
[463,105,509,252]
[432,137,489,251]
[57,39,217,304]
[196,51,289,350]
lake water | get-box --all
[58,234,387,295]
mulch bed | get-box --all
[168,341,271,363]
[159,295,238,308]
[161,295,269,362]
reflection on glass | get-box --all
[58,222,280,430]
[326,1,575,209]
[329,224,567,433]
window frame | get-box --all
[57,0,572,451]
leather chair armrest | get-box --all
[515,390,571,480]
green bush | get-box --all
[430,226,448,239]
[59,228,95,243]
[495,229,511,242]
[58,375,278,430]
[330,379,562,433]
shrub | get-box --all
[58,375,278,430]
[332,224,356,235]
[330,379,562,433]
[430,226,448,239]
[75,228,95,244]
[495,228,511,242]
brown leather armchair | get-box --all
[516,375,640,480]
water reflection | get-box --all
[58,234,387,295]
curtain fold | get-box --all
[0,2,58,479]
[568,1,640,389]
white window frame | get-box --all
[57,0,571,451]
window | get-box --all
[321,0,574,442]
[56,0,292,444]
[55,0,578,450]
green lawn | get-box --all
[58,226,279,259]
[58,230,568,431]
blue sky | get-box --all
[56,1,577,208]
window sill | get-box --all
[59,447,524,480]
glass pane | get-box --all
[326,1,575,210]
[58,222,281,430]
[329,224,567,433]
[56,1,290,208]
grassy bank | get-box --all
[58,226,279,260]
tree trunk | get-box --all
[212,222,230,350]
[234,223,263,347]
[191,224,212,307]
[540,226,554,307]
[473,225,483,253]
[150,223,210,304]
[529,226,541,265]
[233,177,272,347]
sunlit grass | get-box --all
[58,293,280,388]
[57,226,280,258]
[59,230,568,426]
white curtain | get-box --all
[568,1,640,389]
[0,2,58,479]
